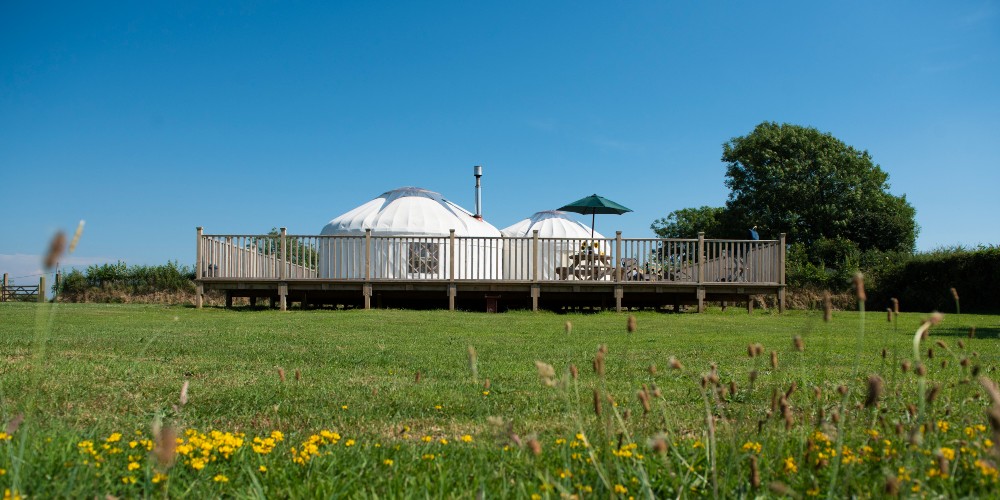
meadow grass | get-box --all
[0,303,998,498]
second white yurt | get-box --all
[501,210,610,280]
[318,187,503,279]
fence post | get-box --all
[448,229,456,311]
[531,230,540,311]
[279,227,287,280]
[779,233,787,314]
[364,229,372,281]
[532,230,539,283]
[38,276,46,303]
[55,272,62,299]
[696,232,705,313]
[196,227,203,279]
[614,231,622,282]
[3,272,8,302]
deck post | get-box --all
[697,232,705,313]
[448,230,456,311]
[747,296,753,314]
[614,231,622,282]
[278,283,287,311]
[38,276,46,303]
[196,227,203,279]
[363,283,372,309]
[364,229,372,281]
[196,283,204,309]
[449,229,456,283]
[225,291,233,308]
[279,227,287,281]
[530,285,540,311]
[531,230,539,283]
[778,233,786,314]
[615,286,623,312]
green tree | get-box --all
[722,122,917,252]
[650,206,727,238]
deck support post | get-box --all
[196,283,204,309]
[250,296,257,307]
[448,284,456,311]
[269,296,276,309]
[530,285,540,311]
[363,283,372,309]
[278,283,287,311]
[225,291,233,308]
[778,287,786,314]
[747,296,753,315]
[696,287,705,313]
[614,286,623,312]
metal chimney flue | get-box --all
[473,165,483,219]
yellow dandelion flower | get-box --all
[434,405,442,410]
[258,465,267,473]
[127,462,140,471]
[614,484,628,494]
[152,472,167,484]
[531,495,541,500]
[439,438,448,445]
[128,441,138,449]
[345,439,356,447]
[383,459,394,466]
[121,476,137,485]
[213,474,229,483]
[461,435,473,443]
[482,391,490,396]
[106,433,122,443]
[341,405,348,410]
[939,447,956,461]
[271,430,284,441]
[422,436,433,443]
[937,420,950,433]
[783,456,798,474]
[422,453,435,460]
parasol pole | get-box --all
[590,212,595,238]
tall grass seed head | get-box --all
[44,230,67,270]
[627,314,637,333]
[865,375,884,408]
[793,335,804,352]
[853,272,866,302]
[770,351,778,370]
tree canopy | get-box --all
[722,122,917,252]
[651,206,731,239]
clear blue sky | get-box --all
[2,1,998,282]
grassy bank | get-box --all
[1,303,998,497]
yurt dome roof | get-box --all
[321,187,502,237]
[501,210,607,239]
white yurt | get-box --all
[318,187,503,279]
[501,210,610,280]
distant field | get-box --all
[1,303,998,497]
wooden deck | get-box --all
[195,228,786,312]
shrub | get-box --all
[868,245,1000,313]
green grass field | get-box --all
[1,303,998,497]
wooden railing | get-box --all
[196,228,785,285]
